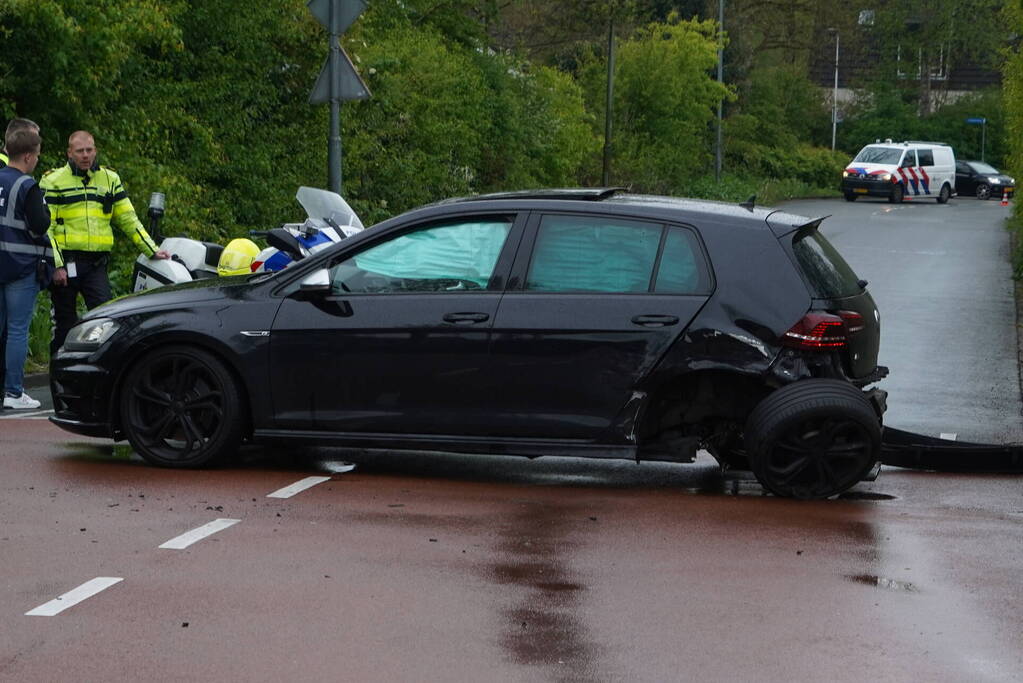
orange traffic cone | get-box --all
[1001,190,1011,207]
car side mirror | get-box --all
[267,228,305,261]
[298,268,331,293]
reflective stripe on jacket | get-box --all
[0,167,53,284]
[39,163,158,255]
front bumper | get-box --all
[842,178,896,198]
[49,352,118,439]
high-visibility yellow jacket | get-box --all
[40,163,159,256]
[0,152,8,166]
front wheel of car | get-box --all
[119,346,245,468]
[937,183,951,204]
[888,184,904,203]
[744,379,881,499]
[976,183,991,200]
[843,192,858,202]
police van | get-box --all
[841,140,956,203]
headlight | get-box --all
[988,176,1002,184]
[880,173,892,181]
[842,170,850,178]
[64,318,120,351]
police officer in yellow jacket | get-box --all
[40,130,169,354]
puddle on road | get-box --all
[849,574,919,593]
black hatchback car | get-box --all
[50,189,888,499]
[955,160,1016,199]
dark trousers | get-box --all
[49,252,112,356]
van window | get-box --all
[917,149,934,166]
[900,150,917,168]
[791,231,863,299]
[853,147,902,164]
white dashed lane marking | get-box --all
[159,518,241,550]
[267,476,333,499]
[25,577,123,616]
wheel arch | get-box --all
[108,332,254,439]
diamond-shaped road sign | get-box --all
[309,47,371,104]
[308,0,365,35]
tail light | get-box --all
[782,311,863,350]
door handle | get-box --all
[443,312,490,325]
[631,314,679,327]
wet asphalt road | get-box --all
[2,195,1022,682]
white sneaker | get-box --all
[4,392,41,410]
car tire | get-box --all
[744,379,881,499]
[119,345,244,468]
[843,192,858,202]
[936,183,951,204]
[888,184,904,203]
[976,183,991,200]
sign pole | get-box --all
[328,0,342,194]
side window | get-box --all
[956,161,970,174]
[330,217,513,294]
[900,150,917,168]
[917,149,934,166]
[524,216,709,294]
[526,215,662,293]
[654,227,709,294]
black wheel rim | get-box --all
[762,417,874,498]
[126,354,225,462]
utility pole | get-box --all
[715,0,723,182]
[830,28,839,151]
[602,15,615,186]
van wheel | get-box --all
[888,184,904,203]
[744,380,881,499]
[843,192,858,202]
[936,183,951,204]
[976,183,991,200]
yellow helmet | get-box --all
[217,238,261,276]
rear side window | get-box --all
[918,149,934,166]
[791,231,862,299]
[525,215,709,294]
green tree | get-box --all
[578,13,730,191]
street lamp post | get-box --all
[829,28,839,151]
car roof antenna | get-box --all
[739,194,756,211]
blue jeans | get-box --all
[0,271,40,397]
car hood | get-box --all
[85,276,261,321]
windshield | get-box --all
[852,146,903,165]
[969,161,1000,174]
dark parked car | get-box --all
[50,189,888,499]
[955,160,1016,199]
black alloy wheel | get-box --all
[744,379,881,499]
[937,183,951,204]
[119,346,244,468]
[888,184,904,203]
[976,183,991,200]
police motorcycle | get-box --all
[131,186,364,291]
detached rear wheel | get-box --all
[119,346,244,468]
[744,380,881,499]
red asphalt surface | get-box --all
[1,419,1022,682]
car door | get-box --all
[268,212,523,434]
[897,149,922,196]
[955,161,975,195]
[485,212,713,439]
